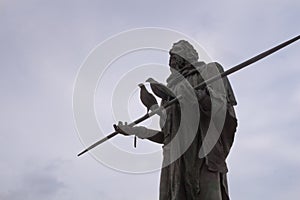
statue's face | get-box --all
[169,53,185,70]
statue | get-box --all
[114,40,238,200]
[77,34,300,199]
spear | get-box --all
[78,34,300,157]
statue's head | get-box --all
[169,40,199,70]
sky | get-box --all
[1,0,300,199]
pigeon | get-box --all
[136,83,160,148]
[146,78,175,101]
[138,83,159,113]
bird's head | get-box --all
[145,77,155,83]
[138,83,145,88]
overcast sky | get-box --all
[1,0,300,199]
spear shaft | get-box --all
[78,35,300,157]
[195,35,300,89]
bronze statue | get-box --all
[77,35,300,199]
[114,40,238,199]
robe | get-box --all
[159,62,237,200]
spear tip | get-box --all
[77,149,88,157]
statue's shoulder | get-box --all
[207,62,224,73]
[207,62,238,106]
[195,61,223,79]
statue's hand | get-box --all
[113,121,131,136]
[195,88,212,111]
[196,88,209,102]
[113,122,148,139]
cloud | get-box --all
[0,162,66,200]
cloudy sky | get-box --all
[1,0,300,199]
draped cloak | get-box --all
[159,62,237,200]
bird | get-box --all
[136,83,159,148]
[138,83,159,113]
[146,78,175,101]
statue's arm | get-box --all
[114,123,164,144]
[145,129,164,144]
